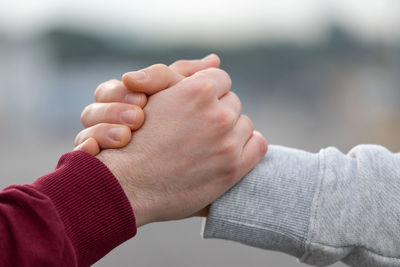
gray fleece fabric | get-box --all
[203,145,400,267]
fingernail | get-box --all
[120,110,137,125]
[107,128,123,142]
[125,93,142,105]
[125,71,147,81]
[202,54,215,62]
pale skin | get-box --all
[74,54,268,226]
[74,54,221,154]
[75,55,222,216]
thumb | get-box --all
[73,137,101,156]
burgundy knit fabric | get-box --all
[0,151,137,266]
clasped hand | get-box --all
[73,54,267,227]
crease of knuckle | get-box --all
[103,103,114,117]
[94,123,112,138]
[135,93,148,107]
[104,103,118,118]
[218,139,239,158]
[212,109,235,132]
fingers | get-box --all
[74,137,101,156]
[179,68,232,99]
[122,64,184,95]
[81,103,144,130]
[219,92,242,124]
[196,68,232,99]
[237,131,268,178]
[94,79,147,107]
[234,115,254,147]
[169,54,221,77]
[122,54,221,96]
[74,124,132,149]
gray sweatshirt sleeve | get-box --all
[203,145,400,267]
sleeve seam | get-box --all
[301,148,327,262]
[206,216,303,243]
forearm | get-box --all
[204,145,400,266]
[0,151,136,267]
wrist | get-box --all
[96,151,149,227]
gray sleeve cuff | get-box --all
[203,145,321,258]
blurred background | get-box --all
[1,0,399,266]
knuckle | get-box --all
[189,75,216,98]
[93,89,101,101]
[104,103,118,115]
[221,161,240,181]
[80,105,92,126]
[226,75,233,89]
[96,122,110,130]
[151,63,169,77]
[92,123,111,135]
[152,63,168,69]
[224,91,242,114]
[200,68,232,86]
[212,109,235,131]
[172,60,189,68]
[257,135,268,156]
[261,139,268,155]
[195,68,232,93]
[218,68,232,88]
[230,91,242,107]
[241,115,254,132]
[219,139,237,155]
[135,93,148,107]
[108,79,121,86]
[197,67,218,75]
[94,79,120,99]
[94,83,106,101]
[229,163,240,177]
[97,79,121,90]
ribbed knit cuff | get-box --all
[203,145,321,258]
[33,151,136,266]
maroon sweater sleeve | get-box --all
[0,151,137,267]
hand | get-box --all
[75,55,223,218]
[74,80,147,155]
[74,54,220,156]
[74,55,262,218]
[97,67,268,227]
